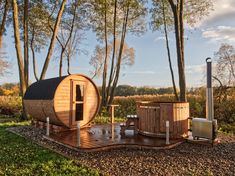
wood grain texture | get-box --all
[24,74,100,129]
[137,102,189,139]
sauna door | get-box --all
[71,81,85,126]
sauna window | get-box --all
[76,85,84,101]
[76,104,83,121]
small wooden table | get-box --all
[120,115,139,134]
[108,104,120,124]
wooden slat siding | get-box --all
[54,77,71,127]
[137,102,189,139]
[174,103,178,137]
[160,103,173,133]
[155,108,160,133]
[24,74,100,129]
[53,75,99,128]
[24,100,63,126]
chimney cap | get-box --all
[206,57,212,62]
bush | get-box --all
[0,96,22,116]
[218,123,235,134]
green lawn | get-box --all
[0,121,99,176]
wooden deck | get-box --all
[47,123,184,151]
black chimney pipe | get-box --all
[206,58,214,121]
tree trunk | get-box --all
[101,0,108,108]
[106,0,117,107]
[108,5,129,106]
[179,0,186,101]
[59,48,65,77]
[67,54,71,75]
[40,0,67,80]
[12,0,26,95]
[168,0,186,102]
[12,0,27,120]
[0,0,9,48]
[30,29,39,81]
[162,0,179,101]
[58,1,76,77]
[23,0,29,87]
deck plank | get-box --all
[49,123,183,150]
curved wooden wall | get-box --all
[23,74,100,129]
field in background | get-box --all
[0,93,235,133]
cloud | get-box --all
[185,64,205,74]
[199,0,235,27]
[154,36,166,42]
[202,26,235,43]
[154,36,187,42]
[123,70,156,75]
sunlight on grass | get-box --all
[0,121,99,176]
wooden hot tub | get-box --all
[136,101,189,139]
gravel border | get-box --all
[7,126,235,176]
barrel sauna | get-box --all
[23,74,100,129]
[137,101,189,139]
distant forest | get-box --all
[112,85,175,96]
[0,83,176,96]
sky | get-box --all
[1,0,235,88]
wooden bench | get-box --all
[120,115,139,134]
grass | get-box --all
[0,121,99,176]
[93,116,126,124]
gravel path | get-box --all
[8,126,235,176]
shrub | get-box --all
[0,96,22,116]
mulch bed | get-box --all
[8,126,235,176]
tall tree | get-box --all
[214,43,235,87]
[12,0,26,95]
[0,0,9,48]
[87,0,147,109]
[168,0,186,101]
[162,0,178,100]
[151,0,178,100]
[27,2,55,81]
[23,0,29,87]
[40,0,67,80]
[151,0,213,102]
[12,0,28,120]
[11,0,68,119]
[56,0,83,77]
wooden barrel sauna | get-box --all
[23,74,100,129]
[137,101,189,139]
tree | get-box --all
[28,4,52,81]
[39,0,67,80]
[213,43,235,103]
[87,0,147,109]
[12,0,26,96]
[214,43,235,86]
[90,40,135,80]
[151,0,178,100]
[114,85,137,96]
[56,0,84,76]
[11,0,67,119]
[0,50,10,77]
[151,0,213,102]
[23,0,29,87]
[0,0,9,48]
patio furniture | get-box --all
[120,115,139,134]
